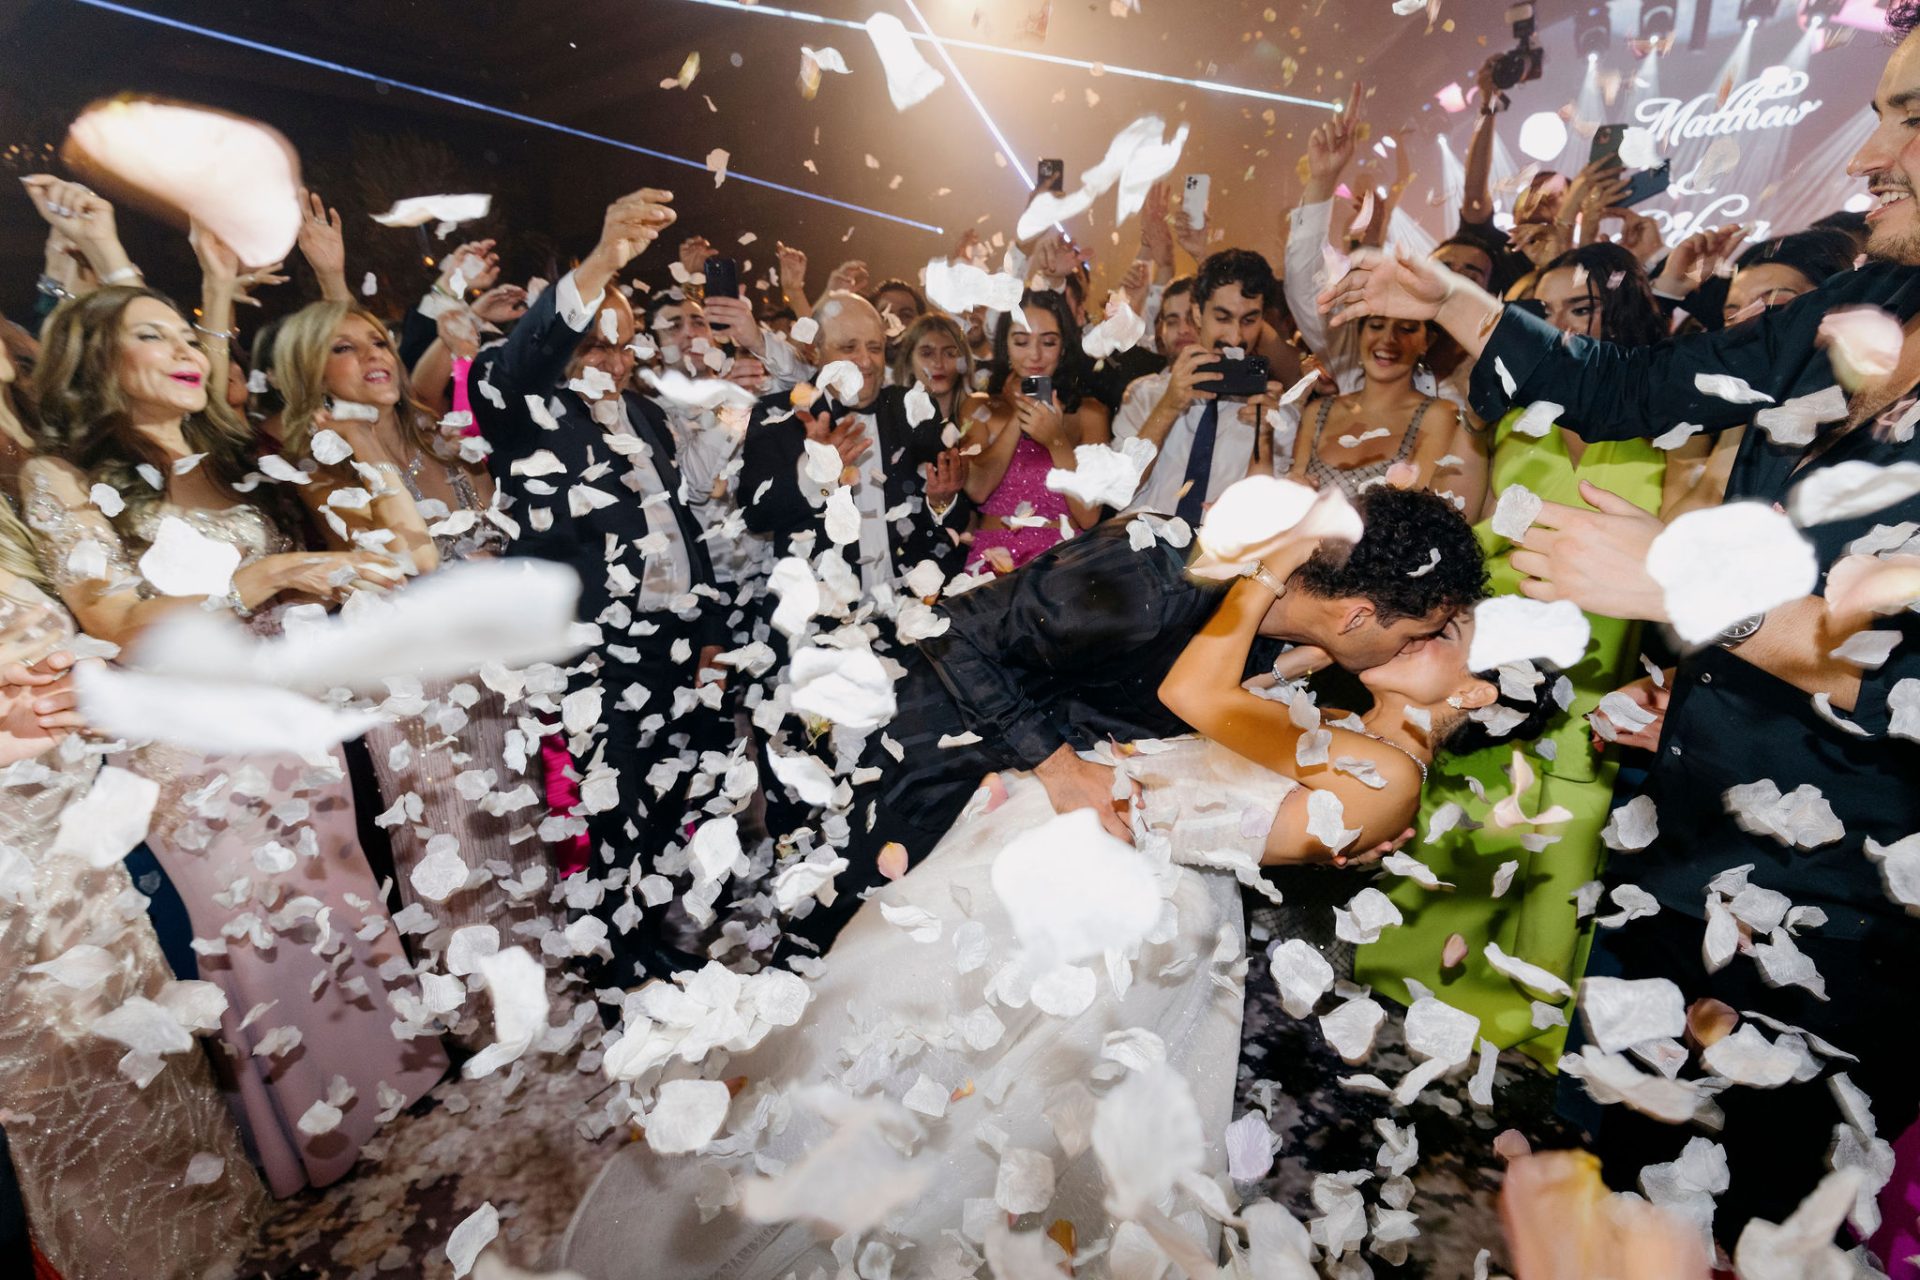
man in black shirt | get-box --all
[1321,14,1920,1244]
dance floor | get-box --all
[235,923,1572,1279]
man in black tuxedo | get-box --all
[784,485,1491,951]
[473,185,726,986]
[739,292,972,591]
[738,291,972,848]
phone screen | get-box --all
[1037,159,1065,194]
[1589,124,1625,167]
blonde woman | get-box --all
[273,301,560,1034]
[23,284,447,1197]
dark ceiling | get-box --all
[0,0,1517,319]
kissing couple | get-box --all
[563,480,1560,1279]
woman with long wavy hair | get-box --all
[272,301,562,1038]
[22,281,447,1198]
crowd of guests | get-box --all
[2,24,1919,1277]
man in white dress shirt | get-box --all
[1112,249,1287,521]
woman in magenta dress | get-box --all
[959,290,1110,574]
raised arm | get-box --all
[22,176,141,291]
[1460,57,1504,227]
[1158,576,1420,857]
[295,188,353,303]
[1320,244,1824,442]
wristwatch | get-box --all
[1248,564,1288,600]
[1715,612,1765,649]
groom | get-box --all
[787,485,1488,951]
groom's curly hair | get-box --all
[1893,0,1920,38]
[1292,486,1487,624]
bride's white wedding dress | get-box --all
[561,737,1299,1280]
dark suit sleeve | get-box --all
[473,281,588,405]
[918,527,1205,768]
[739,401,818,539]
[398,304,440,371]
[1468,283,1825,442]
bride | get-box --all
[560,502,1555,1280]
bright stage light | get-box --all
[1518,111,1569,162]
[68,0,949,234]
[674,0,1341,111]
[896,0,1033,196]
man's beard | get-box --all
[1867,223,1920,267]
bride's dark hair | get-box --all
[1436,659,1564,756]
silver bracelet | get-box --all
[101,266,143,286]
[224,585,253,619]
[194,322,239,341]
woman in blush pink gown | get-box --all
[23,281,447,1197]
[960,290,1111,574]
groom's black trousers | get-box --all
[782,646,1000,954]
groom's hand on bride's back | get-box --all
[1034,743,1132,842]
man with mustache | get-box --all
[1319,5,1920,1246]
[1113,248,1288,523]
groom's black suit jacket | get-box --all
[788,517,1275,950]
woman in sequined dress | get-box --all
[274,300,568,1038]
[960,290,1111,574]
[22,285,447,1197]
[0,447,267,1277]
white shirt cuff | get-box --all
[555,271,603,333]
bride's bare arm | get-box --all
[1159,577,1421,859]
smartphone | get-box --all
[1589,124,1627,167]
[704,256,739,299]
[1619,160,1672,208]
[1198,354,1269,399]
[1183,174,1211,232]
[1019,375,1054,403]
[1037,158,1065,194]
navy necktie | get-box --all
[1174,398,1220,527]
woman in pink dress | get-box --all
[23,283,447,1198]
[960,290,1111,574]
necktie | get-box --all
[1174,399,1220,527]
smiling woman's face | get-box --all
[323,313,403,408]
[115,296,209,421]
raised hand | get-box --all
[592,189,677,273]
[470,283,529,324]
[678,235,716,279]
[1319,244,1454,327]
[1653,222,1747,294]
[701,294,764,354]
[436,306,483,361]
[1307,82,1364,186]
[295,187,347,280]
[824,259,870,296]
[21,174,137,281]
[776,241,809,292]
[1139,180,1176,272]
[438,239,499,296]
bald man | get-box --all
[738,291,970,600]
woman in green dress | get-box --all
[1356,243,1668,1063]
